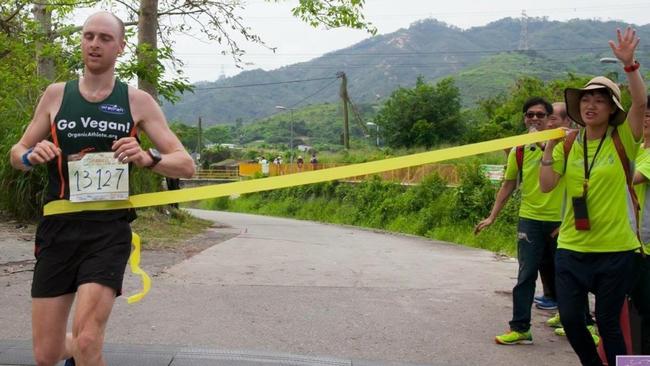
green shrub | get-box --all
[209,163,521,256]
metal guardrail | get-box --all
[192,167,240,180]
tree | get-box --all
[0,0,374,219]
[375,77,463,149]
[8,1,375,99]
[0,2,79,219]
[204,125,234,145]
[113,0,376,99]
[464,74,591,142]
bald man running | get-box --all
[10,12,194,366]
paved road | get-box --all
[0,210,578,365]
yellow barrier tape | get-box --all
[126,232,151,304]
[44,128,565,216]
[44,128,565,303]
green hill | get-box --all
[164,17,650,126]
[239,103,375,148]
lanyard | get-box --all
[582,130,608,197]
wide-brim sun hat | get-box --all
[564,76,627,126]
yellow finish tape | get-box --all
[126,232,151,304]
[44,128,565,303]
[44,128,565,216]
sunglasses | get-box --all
[524,111,548,119]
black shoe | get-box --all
[64,358,75,366]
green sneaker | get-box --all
[495,330,533,345]
[554,325,600,345]
[546,313,562,328]
[588,325,600,345]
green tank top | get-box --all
[46,79,137,220]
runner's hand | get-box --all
[112,137,151,167]
[474,217,494,235]
[28,140,61,165]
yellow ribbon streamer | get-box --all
[126,232,151,304]
[43,128,566,303]
[44,129,565,216]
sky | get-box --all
[74,0,650,83]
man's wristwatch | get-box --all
[146,148,162,168]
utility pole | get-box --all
[275,106,295,165]
[337,71,350,149]
[197,116,203,159]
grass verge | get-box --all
[131,208,213,250]
[200,171,518,257]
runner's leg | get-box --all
[32,294,74,366]
[70,283,117,366]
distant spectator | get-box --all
[310,152,318,170]
[297,155,304,171]
[260,156,269,176]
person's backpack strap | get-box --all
[515,145,524,184]
[612,127,643,255]
[612,128,634,190]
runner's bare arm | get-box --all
[10,84,64,171]
[113,87,195,178]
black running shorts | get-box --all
[31,217,132,298]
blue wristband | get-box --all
[21,148,34,168]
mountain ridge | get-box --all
[163,17,650,126]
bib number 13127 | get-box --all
[67,152,129,202]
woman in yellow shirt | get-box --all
[540,27,647,366]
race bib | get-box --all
[67,152,129,202]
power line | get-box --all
[235,2,650,20]
[193,76,337,90]
[180,59,624,70]
[177,45,650,57]
[288,78,339,109]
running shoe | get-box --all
[495,330,533,345]
[546,313,562,328]
[535,297,558,310]
[534,295,551,304]
[554,325,599,345]
[588,325,600,345]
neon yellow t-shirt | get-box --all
[552,120,641,253]
[634,146,650,254]
[504,145,563,221]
